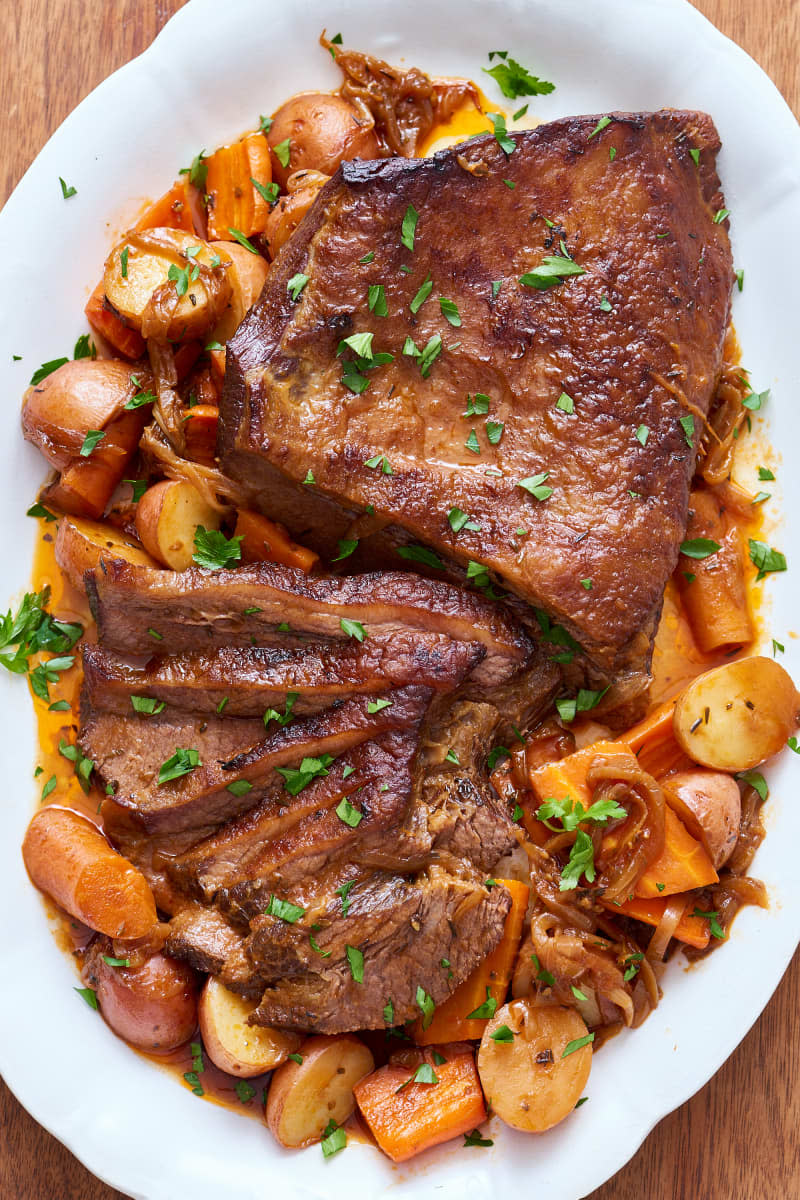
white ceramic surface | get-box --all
[1,1,799,1197]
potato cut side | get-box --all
[199,978,302,1077]
[55,516,158,590]
[478,999,592,1133]
[134,479,221,570]
[209,241,268,344]
[265,1034,374,1148]
[103,227,232,341]
[673,656,800,771]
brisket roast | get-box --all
[220,111,734,687]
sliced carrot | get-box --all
[173,340,203,382]
[84,283,146,361]
[208,347,226,387]
[527,740,630,810]
[134,178,195,233]
[43,407,148,520]
[184,404,219,466]
[601,894,710,950]
[617,699,691,778]
[206,132,272,241]
[234,509,319,573]
[353,1045,486,1162]
[631,806,718,899]
[414,879,529,1045]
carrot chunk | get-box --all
[43,407,148,520]
[134,179,196,233]
[205,133,272,240]
[632,806,719,898]
[234,510,319,573]
[414,879,529,1044]
[602,894,711,950]
[354,1045,486,1162]
[84,283,145,361]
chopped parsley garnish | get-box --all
[383,1000,395,1025]
[486,420,504,445]
[773,639,785,656]
[124,478,148,502]
[738,770,768,802]
[130,695,165,716]
[401,204,419,251]
[693,908,725,939]
[440,297,461,326]
[448,507,481,533]
[234,1080,256,1104]
[487,112,515,156]
[419,334,442,377]
[537,794,626,833]
[689,147,700,166]
[346,944,364,983]
[124,384,157,410]
[735,268,744,292]
[336,797,363,828]
[102,955,131,968]
[266,894,305,924]
[273,138,291,168]
[321,1120,347,1158]
[513,103,528,119]
[748,540,787,580]
[490,1024,515,1043]
[364,454,392,474]
[336,881,356,916]
[580,578,592,590]
[192,527,242,570]
[180,150,208,190]
[491,280,503,298]
[157,747,201,785]
[227,227,259,254]
[59,177,77,199]
[519,255,585,290]
[531,952,555,988]
[396,544,445,569]
[742,387,769,412]
[635,424,649,446]
[74,986,98,1010]
[333,538,359,561]
[287,273,309,300]
[599,294,613,311]
[30,357,68,386]
[340,617,366,641]
[73,333,96,360]
[226,779,253,798]
[445,749,460,765]
[712,208,730,224]
[487,745,511,771]
[251,177,280,206]
[276,754,334,795]
[518,471,552,500]
[483,54,554,98]
[623,952,644,982]
[79,429,105,457]
[26,502,56,522]
[409,274,433,313]
[368,283,388,315]
[587,116,611,139]
[465,429,481,454]
[41,774,56,801]
[562,1033,594,1058]
[464,1129,494,1147]
[758,466,775,481]
[680,538,720,560]
[556,391,574,414]
[679,414,695,446]
[466,987,498,1020]
[465,393,491,416]
[555,687,608,724]
[416,985,435,1029]
[359,251,375,264]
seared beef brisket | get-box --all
[220,112,733,685]
[80,556,554,1030]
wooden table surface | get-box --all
[1,1,798,1196]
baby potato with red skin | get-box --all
[267,92,380,188]
[83,937,199,1053]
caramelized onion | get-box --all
[589,752,666,903]
[646,895,689,963]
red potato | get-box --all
[83,939,198,1053]
[267,92,380,188]
[209,241,269,343]
[199,978,302,1077]
[266,1034,374,1148]
[21,359,140,471]
[662,769,742,868]
[673,656,800,771]
[478,1000,592,1133]
[22,807,158,938]
[55,516,159,590]
[103,227,232,341]
[134,479,222,570]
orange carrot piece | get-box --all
[208,347,226,387]
[617,699,692,778]
[601,894,710,950]
[84,283,146,361]
[633,806,718,899]
[527,740,631,810]
[184,404,219,466]
[234,509,319,573]
[134,179,195,232]
[43,407,148,520]
[414,879,529,1045]
[205,132,272,241]
[354,1046,486,1162]
[22,807,158,938]
[173,340,203,381]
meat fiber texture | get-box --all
[221,110,734,682]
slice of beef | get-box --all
[242,867,511,1033]
[165,905,245,975]
[81,631,482,719]
[221,111,734,680]
[83,685,431,837]
[86,559,532,686]
[167,727,425,917]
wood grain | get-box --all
[1,1,798,1196]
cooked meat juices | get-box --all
[221,111,734,684]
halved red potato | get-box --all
[134,479,221,570]
[199,978,302,1077]
[265,1034,374,1148]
